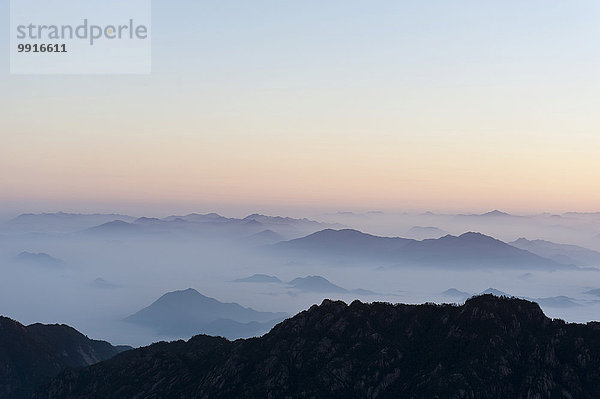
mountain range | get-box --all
[0,316,128,399]
[0,212,342,242]
[274,229,571,270]
[510,238,600,267]
[35,295,600,398]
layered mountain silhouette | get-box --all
[0,316,129,399]
[275,229,567,270]
[36,295,600,398]
[123,288,288,339]
[510,238,600,267]
[75,213,338,241]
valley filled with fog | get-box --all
[1,210,600,347]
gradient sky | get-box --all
[1,0,599,217]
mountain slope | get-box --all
[275,229,565,270]
[124,288,287,339]
[36,295,600,399]
[510,238,600,267]
[405,225,448,240]
[0,316,128,399]
[274,229,413,259]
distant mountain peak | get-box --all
[456,210,518,219]
[483,210,511,217]
[124,288,288,339]
[287,275,348,293]
[457,231,498,241]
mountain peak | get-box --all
[483,210,510,217]
[457,231,498,241]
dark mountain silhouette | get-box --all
[275,229,566,270]
[36,295,600,399]
[480,287,511,297]
[232,274,283,283]
[0,316,129,399]
[124,288,287,339]
[510,238,600,267]
[478,288,580,308]
[13,251,63,267]
[442,288,580,309]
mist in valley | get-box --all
[1,210,599,347]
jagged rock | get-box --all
[35,295,600,398]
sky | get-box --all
[1,0,599,217]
